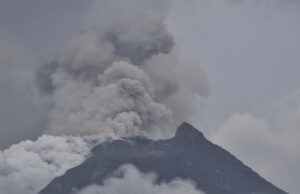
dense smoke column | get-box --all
[37,0,210,139]
[0,1,210,193]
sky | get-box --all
[169,0,300,129]
[169,1,300,193]
[0,0,299,193]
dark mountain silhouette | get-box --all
[39,122,287,194]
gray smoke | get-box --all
[0,0,210,148]
[37,0,210,139]
[0,1,210,193]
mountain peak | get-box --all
[175,122,205,142]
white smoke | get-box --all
[0,135,100,194]
[76,164,205,194]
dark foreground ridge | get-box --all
[39,122,287,194]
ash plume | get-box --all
[36,0,210,139]
[0,1,210,193]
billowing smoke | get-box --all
[36,0,210,139]
[0,0,209,149]
[0,135,100,194]
[0,0,210,193]
[76,164,205,194]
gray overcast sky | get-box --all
[168,1,300,193]
[169,0,300,124]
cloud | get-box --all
[38,0,210,139]
[76,164,205,194]
[0,1,211,193]
[0,135,97,194]
[213,89,300,193]
[0,0,210,148]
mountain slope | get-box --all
[39,122,287,194]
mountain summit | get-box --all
[39,123,287,194]
[175,122,206,142]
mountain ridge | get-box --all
[39,122,287,194]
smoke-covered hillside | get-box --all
[39,123,287,194]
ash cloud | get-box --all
[37,0,210,139]
[0,1,210,193]
[76,164,205,194]
[0,0,210,148]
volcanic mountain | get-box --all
[39,122,287,194]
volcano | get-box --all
[39,122,287,194]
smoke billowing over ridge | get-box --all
[0,1,210,193]
[36,0,210,139]
[0,135,97,194]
